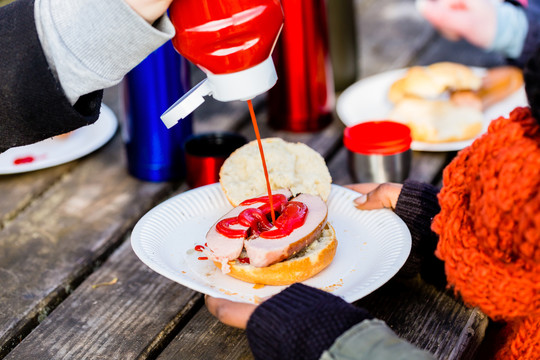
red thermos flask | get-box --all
[268,0,335,132]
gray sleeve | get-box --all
[34,0,175,105]
[320,319,435,360]
[516,0,540,66]
[487,2,528,59]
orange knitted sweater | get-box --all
[432,107,540,360]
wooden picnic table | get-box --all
[0,0,510,359]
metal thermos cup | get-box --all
[268,0,335,132]
[344,121,412,183]
[348,151,412,183]
[123,41,192,182]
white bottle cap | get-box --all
[160,56,277,129]
[207,56,277,101]
[160,79,211,129]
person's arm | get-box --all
[35,0,174,105]
[512,0,540,66]
[320,319,435,360]
[207,283,435,360]
[394,181,444,283]
[416,0,532,64]
[0,0,174,153]
[347,180,443,282]
[0,0,100,153]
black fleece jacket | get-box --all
[0,0,102,154]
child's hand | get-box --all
[345,183,403,210]
[416,0,498,49]
[205,295,257,329]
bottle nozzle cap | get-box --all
[160,57,278,129]
[208,57,277,101]
[160,79,211,128]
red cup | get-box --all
[184,132,247,188]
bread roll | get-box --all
[427,62,482,91]
[388,98,484,143]
[214,223,337,285]
[449,90,483,111]
[219,138,332,206]
[476,66,524,109]
[388,62,482,103]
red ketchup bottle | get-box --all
[161,0,285,128]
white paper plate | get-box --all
[0,104,118,174]
[337,67,529,152]
[131,184,412,304]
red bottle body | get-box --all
[169,0,284,74]
[268,0,334,132]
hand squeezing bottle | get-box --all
[161,0,284,128]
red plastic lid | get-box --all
[343,121,412,155]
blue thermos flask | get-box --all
[123,40,192,181]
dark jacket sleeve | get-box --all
[0,0,102,153]
[519,1,540,65]
[508,0,540,67]
[247,283,373,360]
[394,180,444,285]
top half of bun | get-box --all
[219,138,332,206]
[389,62,482,103]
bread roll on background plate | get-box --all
[386,62,523,144]
[388,98,484,143]
[388,62,482,103]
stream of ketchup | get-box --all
[247,100,276,224]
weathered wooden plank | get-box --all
[157,307,253,360]
[0,163,76,228]
[0,135,175,357]
[4,239,203,360]
[355,277,488,360]
[358,0,436,77]
[160,279,486,360]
